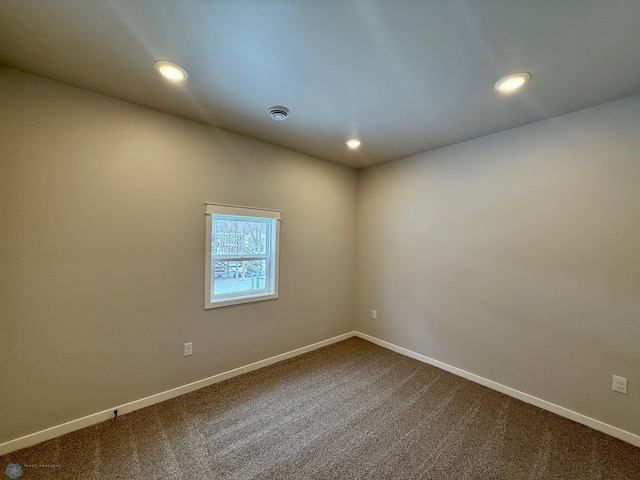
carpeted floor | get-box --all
[2,337,640,479]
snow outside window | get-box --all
[204,204,280,309]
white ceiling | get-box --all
[2,0,640,168]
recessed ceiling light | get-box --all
[494,72,531,93]
[154,60,188,82]
[346,139,362,149]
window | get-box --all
[204,204,280,308]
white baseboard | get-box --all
[0,331,357,456]
[355,331,640,448]
[3,330,638,455]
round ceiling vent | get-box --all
[268,106,290,121]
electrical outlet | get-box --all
[371,310,377,320]
[184,342,193,357]
[613,375,627,394]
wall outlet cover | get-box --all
[613,375,627,394]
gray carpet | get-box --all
[2,337,640,479]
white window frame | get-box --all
[204,203,280,309]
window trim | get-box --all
[204,203,280,309]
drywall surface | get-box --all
[356,95,640,435]
[0,67,357,443]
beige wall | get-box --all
[356,95,640,435]
[0,67,357,443]
[3,64,639,445]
